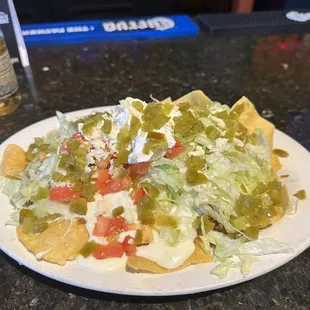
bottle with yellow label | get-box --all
[0,28,21,116]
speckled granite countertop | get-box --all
[0,31,310,310]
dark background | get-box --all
[13,0,310,24]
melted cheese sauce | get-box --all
[75,191,138,272]
[74,166,197,271]
[99,191,137,223]
[136,239,195,269]
[76,254,127,272]
[83,191,137,239]
[136,228,196,269]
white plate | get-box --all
[0,107,310,296]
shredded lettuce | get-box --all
[159,227,180,246]
[211,259,234,279]
[211,254,259,279]
[208,231,292,259]
[38,155,58,179]
[236,254,259,277]
[44,129,61,152]
[199,235,212,253]
[0,177,26,225]
[197,204,239,234]
[148,162,182,194]
[152,157,176,166]
[205,230,292,278]
[142,160,184,213]
[16,154,52,204]
[0,177,25,208]
[5,210,19,226]
[0,177,21,199]
[239,238,293,255]
[56,110,75,140]
[30,199,49,217]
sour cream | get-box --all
[128,133,153,164]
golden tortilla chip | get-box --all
[172,92,285,226]
[0,144,26,179]
[127,239,212,274]
[149,96,172,104]
[232,97,282,172]
[16,219,89,265]
[159,97,172,104]
[272,154,282,172]
[270,206,285,224]
[173,92,281,171]
[173,90,213,107]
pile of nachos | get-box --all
[0,91,294,278]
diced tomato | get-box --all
[166,140,184,159]
[97,169,131,196]
[97,168,111,185]
[71,133,85,141]
[60,138,70,153]
[49,187,80,201]
[96,168,111,195]
[92,242,124,260]
[91,235,136,260]
[129,162,151,179]
[110,176,131,192]
[98,182,113,196]
[60,133,86,153]
[133,187,145,205]
[93,216,111,236]
[93,216,129,237]
[122,236,136,256]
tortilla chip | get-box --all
[232,97,282,172]
[173,90,213,107]
[173,92,281,171]
[159,97,172,104]
[139,225,154,244]
[272,154,282,172]
[232,97,287,224]
[0,144,26,179]
[16,219,89,265]
[127,239,212,274]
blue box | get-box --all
[21,15,199,46]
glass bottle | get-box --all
[0,28,21,116]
